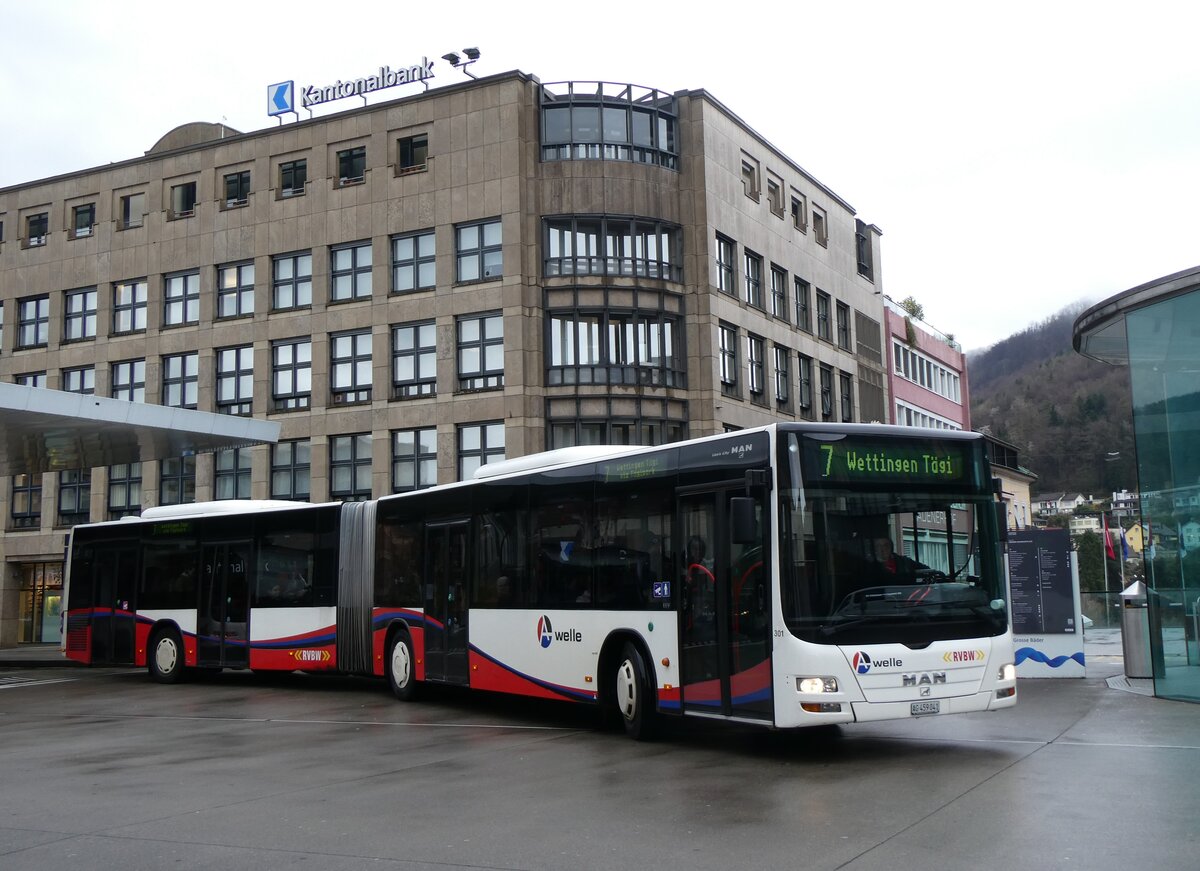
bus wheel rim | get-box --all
[155,637,177,673]
[392,640,411,688]
[617,659,637,720]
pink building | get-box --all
[883,299,970,430]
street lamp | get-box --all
[442,48,481,79]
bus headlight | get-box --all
[998,663,1016,682]
[797,677,839,694]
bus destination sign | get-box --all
[804,436,975,487]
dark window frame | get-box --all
[336,146,367,185]
[271,338,312,411]
[455,218,503,283]
[392,321,437,399]
[216,345,254,415]
[213,448,252,500]
[224,170,251,207]
[17,295,50,349]
[159,456,196,506]
[330,241,373,302]
[397,133,429,174]
[272,251,312,311]
[391,427,438,493]
[112,280,148,334]
[279,159,307,198]
[456,312,504,391]
[110,358,146,403]
[217,261,255,319]
[391,230,436,293]
[457,421,505,480]
[270,439,312,501]
[330,330,373,404]
[163,271,201,327]
[329,433,373,502]
[107,462,142,520]
[63,287,97,342]
[161,352,199,409]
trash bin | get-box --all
[1120,581,1153,679]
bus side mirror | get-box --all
[731,497,758,544]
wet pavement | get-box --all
[1,634,1197,870]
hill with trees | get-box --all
[968,302,1137,496]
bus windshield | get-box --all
[780,430,1008,646]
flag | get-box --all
[1180,522,1187,559]
[1147,522,1156,560]
[1120,525,1130,559]
[1103,514,1116,559]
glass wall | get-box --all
[1127,291,1200,702]
[18,562,64,644]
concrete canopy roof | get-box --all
[0,384,280,477]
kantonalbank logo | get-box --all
[944,649,987,663]
[852,652,904,674]
[537,616,582,649]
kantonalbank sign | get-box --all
[268,57,436,117]
[303,60,435,108]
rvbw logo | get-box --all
[536,615,582,649]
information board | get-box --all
[1008,528,1085,678]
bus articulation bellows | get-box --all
[63,423,1016,738]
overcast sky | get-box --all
[3,1,1196,352]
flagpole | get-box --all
[1102,513,1110,591]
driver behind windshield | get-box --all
[869,536,925,581]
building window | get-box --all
[270,440,311,501]
[457,422,504,480]
[855,218,874,281]
[741,157,760,200]
[791,193,807,232]
[543,216,682,281]
[162,353,199,408]
[159,457,195,506]
[72,203,95,238]
[549,416,686,449]
[272,252,312,310]
[812,205,828,246]
[163,271,200,326]
[719,323,738,395]
[716,234,736,296]
[336,146,366,184]
[217,261,255,319]
[214,448,252,500]
[767,176,785,217]
[330,242,372,302]
[392,427,437,493]
[119,192,145,229]
[770,265,788,321]
[391,230,436,293]
[747,335,765,399]
[271,338,312,411]
[108,463,141,520]
[113,280,148,334]
[392,321,437,398]
[456,219,502,282]
[63,287,97,341]
[795,279,811,333]
[16,372,46,388]
[836,301,852,350]
[58,470,90,526]
[216,346,253,415]
[540,83,678,168]
[330,434,373,502]
[280,159,307,198]
[839,370,854,423]
[397,134,428,174]
[775,347,791,408]
[12,474,42,529]
[331,331,373,404]
[457,313,504,391]
[546,309,685,388]
[110,359,145,403]
[224,170,250,207]
[170,181,197,218]
[62,366,94,394]
[25,212,48,247]
[743,250,763,308]
[819,364,834,421]
[816,290,831,342]
[17,295,50,348]
[798,355,814,418]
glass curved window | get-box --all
[541,82,678,169]
[544,216,682,282]
[547,309,685,388]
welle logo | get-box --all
[536,616,581,648]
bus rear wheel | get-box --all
[149,627,185,684]
[614,642,657,741]
[387,631,418,701]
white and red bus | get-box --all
[63,423,1016,738]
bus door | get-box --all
[678,486,772,721]
[423,520,470,685]
[91,544,138,665]
[197,542,251,668]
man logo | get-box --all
[537,616,553,649]
[852,652,872,674]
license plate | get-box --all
[910,700,940,716]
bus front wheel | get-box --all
[149,627,185,684]
[614,642,657,741]
[387,631,418,701]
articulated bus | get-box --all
[63,423,1016,738]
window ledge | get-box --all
[221,199,249,211]
[453,276,503,288]
[334,177,366,189]
[166,211,195,222]
[395,164,428,178]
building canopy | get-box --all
[0,384,280,477]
